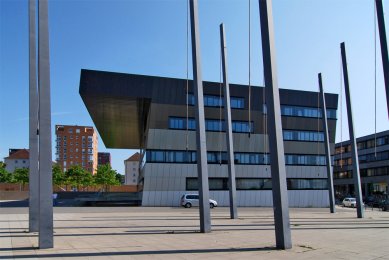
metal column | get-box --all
[258,0,292,249]
[340,42,364,219]
[189,0,211,233]
[28,0,39,233]
[38,0,54,248]
[375,0,389,117]
[318,73,336,214]
[220,23,238,219]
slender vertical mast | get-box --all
[318,73,336,214]
[258,0,292,249]
[375,0,389,117]
[28,0,39,233]
[38,0,54,248]
[340,42,364,219]
[189,0,211,233]
[220,23,238,219]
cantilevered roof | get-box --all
[79,69,338,149]
[79,69,154,149]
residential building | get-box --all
[80,69,338,207]
[333,130,389,198]
[98,152,111,166]
[55,125,98,174]
[124,153,140,185]
[4,149,29,172]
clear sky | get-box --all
[1,0,388,174]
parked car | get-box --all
[180,194,218,208]
[380,200,389,211]
[365,196,385,208]
[342,197,357,208]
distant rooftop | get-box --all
[5,149,29,160]
[125,152,140,162]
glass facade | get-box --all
[284,154,326,166]
[169,117,253,133]
[263,104,337,119]
[281,105,337,119]
[147,150,325,166]
[283,130,324,142]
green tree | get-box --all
[13,168,29,191]
[0,166,12,183]
[52,164,65,190]
[94,164,120,192]
[65,165,94,191]
[115,173,125,184]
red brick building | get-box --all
[55,125,98,174]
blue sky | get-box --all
[0,0,388,174]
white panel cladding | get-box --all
[286,166,327,178]
[142,190,329,207]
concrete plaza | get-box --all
[1,206,389,259]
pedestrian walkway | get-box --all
[1,206,389,259]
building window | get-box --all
[187,177,327,191]
[287,178,328,190]
[263,104,337,119]
[168,117,253,133]
[283,130,324,142]
[285,154,326,166]
[76,129,80,134]
[187,94,244,109]
[68,128,73,133]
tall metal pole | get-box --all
[258,0,292,249]
[318,73,336,214]
[28,0,39,233]
[220,23,238,219]
[340,42,364,219]
[38,0,54,248]
[375,0,389,117]
[189,0,211,233]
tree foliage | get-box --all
[94,164,120,191]
[52,164,65,187]
[13,168,29,190]
[65,165,94,190]
[0,164,12,183]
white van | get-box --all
[180,194,218,208]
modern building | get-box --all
[333,130,389,198]
[4,149,29,172]
[55,125,98,174]
[80,69,338,207]
[98,152,111,166]
[124,153,140,185]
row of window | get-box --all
[170,117,325,141]
[56,142,93,148]
[334,166,389,179]
[169,117,253,133]
[283,130,324,142]
[280,105,337,119]
[187,94,245,109]
[186,177,328,191]
[187,94,337,120]
[334,151,389,166]
[57,135,93,141]
[146,150,326,166]
[335,135,389,155]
